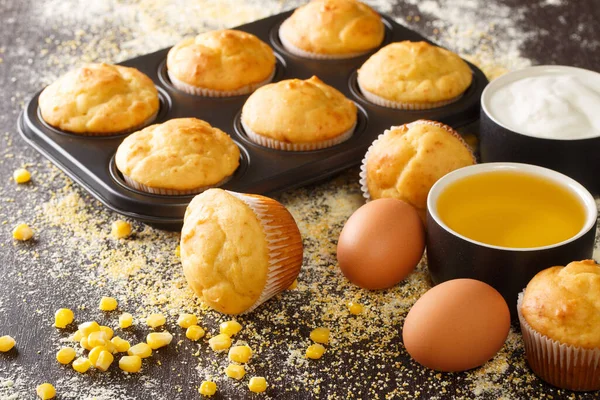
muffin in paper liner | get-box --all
[517,292,600,391]
[241,118,356,151]
[228,192,303,314]
[122,173,232,196]
[357,80,463,110]
[168,68,275,97]
[278,28,370,60]
[62,110,158,137]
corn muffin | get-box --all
[279,0,384,59]
[241,76,357,151]
[181,189,303,314]
[167,29,276,96]
[357,41,473,109]
[39,63,159,135]
[115,118,239,195]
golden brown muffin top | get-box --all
[357,41,473,105]
[365,120,475,220]
[115,118,239,191]
[279,0,384,56]
[167,29,275,91]
[521,260,600,349]
[39,63,159,134]
[181,189,269,314]
[241,76,357,143]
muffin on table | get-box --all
[39,63,159,135]
[360,120,475,221]
[357,41,473,110]
[115,118,239,195]
[181,188,303,315]
[279,0,384,59]
[167,29,276,97]
[519,260,600,391]
[241,76,357,151]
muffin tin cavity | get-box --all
[19,9,488,230]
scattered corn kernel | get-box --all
[177,313,197,329]
[119,312,133,329]
[12,223,33,241]
[95,350,114,372]
[228,345,252,363]
[288,279,298,290]
[146,313,166,328]
[56,347,76,364]
[119,355,142,373]
[88,346,110,365]
[54,308,74,328]
[111,220,131,239]
[72,357,92,373]
[208,334,232,351]
[128,343,152,358]
[87,331,108,348]
[99,326,114,340]
[36,383,56,399]
[186,325,205,341]
[71,330,83,342]
[147,331,173,350]
[347,301,364,315]
[0,335,16,352]
[306,343,326,359]
[224,364,246,380]
[79,336,92,351]
[13,168,31,184]
[248,377,267,393]
[199,381,217,396]
[310,327,330,344]
[175,245,181,257]
[219,320,242,336]
[99,297,118,311]
[111,336,130,353]
[78,321,100,337]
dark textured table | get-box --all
[1,1,599,399]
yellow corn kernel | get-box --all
[347,301,364,315]
[208,333,232,351]
[78,321,100,337]
[12,223,33,241]
[310,327,330,344]
[79,336,93,351]
[146,313,166,328]
[306,343,326,359]
[186,325,205,341]
[147,331,173,350]
[36,383,56,399]
[177,313,197,329]
[119,312,133,328]
[219,320,242,336]
[72,357,92,373]
[56,347,76,364]
[248,377,267,393]
[13,168,31,184]
[224,364,246,380]
[288,279,298,290]
[119,355,142,373]
[88,346,109,365]
[95,350,114,372]
[228,345,252,363]
[71,330,83,342]
[0,335,16,352]
[87,331,108,348]
[54,308,74,329]
[127,343,152,358]
[198,381,217,396]
[99,297,118,311]
[111,336,130,353]
[175,245,181,257]
[111,220,131,239]
[99,326,114,340]
[104,340,116,354]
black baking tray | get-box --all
[18,10,488,230]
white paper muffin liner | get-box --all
[359,120,475,202]
[73,110,158,137]
[241,119,356,151]
[122,174,232,196]
[228,192,303,314]
[517,292,600,391]
[357,79,463,110]
[168,68,275,97]
[278,26,371,60]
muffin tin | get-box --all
[18,10,488,230]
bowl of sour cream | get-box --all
[480,65,600,195]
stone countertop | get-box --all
[1,0,599,399]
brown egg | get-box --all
[402,279,510,372]
[337,198,425,290]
